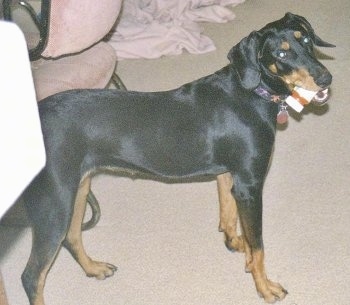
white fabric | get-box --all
[109,0,245,59]
[0,21,45,217]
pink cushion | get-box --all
[32,41,116,100]
[42,0,122,58]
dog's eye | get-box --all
[277,50,287,59]
[303,37,310,44]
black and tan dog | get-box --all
[22,13,334,305]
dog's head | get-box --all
[228,12,335,104]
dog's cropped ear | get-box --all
[284,12,335,48]
[313,34,335,48]
[228,31,262,90]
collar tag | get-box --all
[277,102,289,124]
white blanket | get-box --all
[109,0,245,59]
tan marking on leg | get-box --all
[243,238,253,272]
[27,233,63,305]
[32,263,52,305]
[245,249,288,303]
[65,176,117,279]
[217,173,244,252]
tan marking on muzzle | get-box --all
[281,68,321,91]
[269,64,278,74]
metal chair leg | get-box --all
[112,72,127,90]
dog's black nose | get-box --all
[316,71,332,88]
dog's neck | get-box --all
[253,84,290,125]
[253,85,288,103]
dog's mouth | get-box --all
[285,86,330,112]
[311,88,330,106]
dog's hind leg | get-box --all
[22,226,65,305]
[63,176,117,279]
[22,177,74,305]
[217,173,244,252]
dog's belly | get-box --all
[84,152,228,181]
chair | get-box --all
[2,0,125,229]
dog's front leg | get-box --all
[233,176,287,303]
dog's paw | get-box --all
[256,279,288,303]
[224,234,245,253]
[85,261,117,280]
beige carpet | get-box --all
[1,0,350,304]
